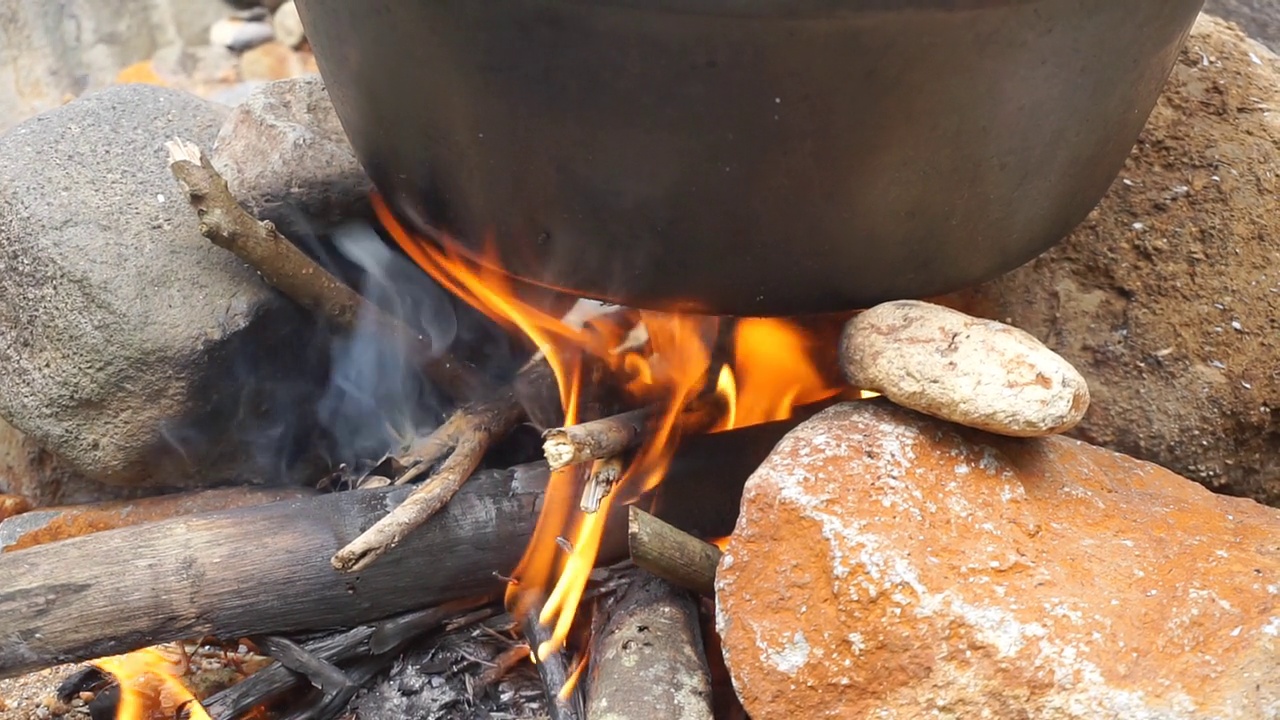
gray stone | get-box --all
[0,83,327,488]
[0,0,230,131]
[211,76,372,237]
[0,417,158,506]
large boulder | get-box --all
[717,401,1280,719]
[944,15,1280,505]
[0,83,327,489]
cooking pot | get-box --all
[296,0,1205,316]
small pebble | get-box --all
[841,300,1090,437]
[209,18,275,52]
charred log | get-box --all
[0,417,801,679]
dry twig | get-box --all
[330,391,524,572]
[163,137,484,403]
[521,612,585,720]
[580,456,625,513]
[628,507,723,597]
[543,394,725,471]
[331,359,559,573]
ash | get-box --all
[342,619,549,720]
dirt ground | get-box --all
[951,13,1280,504]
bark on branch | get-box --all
[164,137,484,402]
[585,570,713,720]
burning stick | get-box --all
[627,507,723,598]
[584,570,714,720]
[543,394,726,471]
[163,138,484,403]
[521,615,586,720]
[330,359,557,573]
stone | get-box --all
[940,15,1280,505]
[272,1,306,49]
[211,75,372,234]
[841,300,1089,437]
[1205,1,1280,50]
[208,17,275,53]
[717,400,1280,719]
[0,0,229,131]
[0,417,159,507]
[0,84,328,488]
[0,495,29,522]
[237,41,308,82]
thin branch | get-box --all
[330,390,525,573]
[164,137,484,403]
[543,394,725,471]
[522,612,585,720]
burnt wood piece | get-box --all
[0,417,803,679]
[522,613,585,720]
[164,138,485,403]
[585,570,713,720]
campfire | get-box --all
[11,9,1280,719]
[0,135,876,720]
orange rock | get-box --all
[238,41,307,82]
[0,494,29,521]
[716,400,1280,719]
[114,60,167,87]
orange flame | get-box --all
[372,194,840,673]
[93,647,210,720]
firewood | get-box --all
[585,570,713,720]
[164,138,485,403]
[628,507,723,598]
[542,394,726,471]
[0,417,799,680]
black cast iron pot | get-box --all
[296,0,1205,316]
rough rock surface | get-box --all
[1205,1,1280,50]
[842,300,1089,437]
[0,418,158,507]
[0,0,228,131]
[943,14,1280,505]
[211,75,371,236]
[717,401,1280,719]
[0,84,326,488]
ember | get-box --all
[92,648,210,720]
